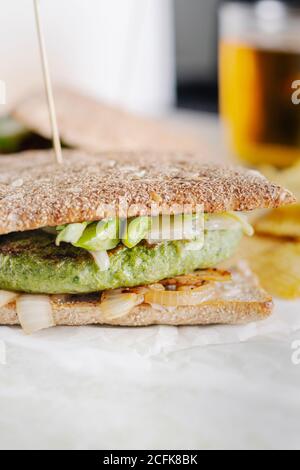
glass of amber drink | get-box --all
[219,1,300,168]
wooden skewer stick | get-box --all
[33,0,63,164]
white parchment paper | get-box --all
[0,300,299,450]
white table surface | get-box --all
[0,112,299,451]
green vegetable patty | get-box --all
[0,229,242,294]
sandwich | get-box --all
[0,149,295,334]
[0,87,203,155]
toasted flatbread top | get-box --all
[12,87,204,154]
[0,150,295,235]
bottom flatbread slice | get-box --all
[0,264,273,327]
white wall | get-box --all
[0,0,175,116]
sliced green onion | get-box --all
[74,220,119,251]
[56,222,88,246]
[96,218,119,241]
[122,217,151,248]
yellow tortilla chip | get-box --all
[255,205,300,239]
[238,237,300,300]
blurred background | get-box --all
[1,0,300,168]
[1,1,300,158]
[175,0,219,114]
[1,0,220,113]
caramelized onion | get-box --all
[144,284,216,307]
[148,283,165,291]
[161,269,231,287]
[0,290,19,308]
[100,293,144,321]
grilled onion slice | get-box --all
[100,292,144,321]
[0,290,19,308]
[161,269,231,287]
[144,283,216,307]
[16,295,55,334]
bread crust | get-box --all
[0,150,295,235]
[12,87,204,154]
[0,265,273,327]
[0,301,272,327]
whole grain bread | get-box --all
[0,149,295,235]
[0,264,273,327]
[12,87,205,154]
